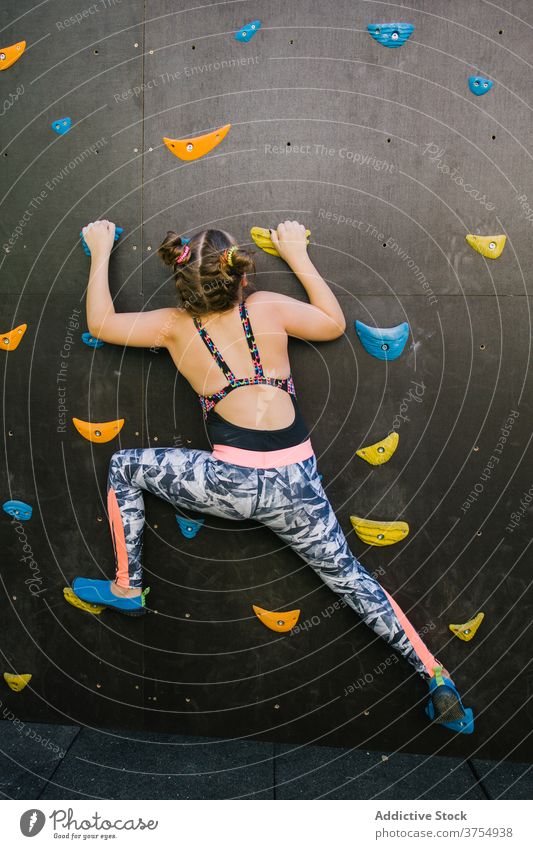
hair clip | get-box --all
[176,244,191,264]
[224,245,238,267]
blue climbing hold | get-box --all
[82,332,104,349]
[52,117,72,135]
[3,500,32,521]
[176,516,205,539]
[235,20,261,43]
[80,226,123,256]
[355,320,409,361]
[367,23,414,48]
[182,237,190,245]
[468,75,493,96]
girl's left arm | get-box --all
[83,219,178,347]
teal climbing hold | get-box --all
[355,320,409,361]
[367,23,414,48]
[468,76,493,96]
[80,226,123,256]
[82,332,104,348]
[52,117,72,135]
[235,20,261,43]
[176,516,205,539]
[3,500,32,521]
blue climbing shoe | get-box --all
[72,578,150,617]
[425,667,474,734]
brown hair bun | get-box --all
[158,231,184,267]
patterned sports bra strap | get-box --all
[193,317,236,382]
[239,301,264,378]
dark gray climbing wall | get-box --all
[1,0,532,766]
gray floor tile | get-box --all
[471,758,533,799]
[274,743,486,799]
[40,728,274,799]
[0,721,80,799]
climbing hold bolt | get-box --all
[176,515,205,539]
[449,612,484,642]
[163,124,231,161]
[235,20,262,43]
[63,586,105,615]
[367,23,414,48]
[465,234,506,259]
[355,320,409,361]
[3,673,31,692]
[81,332,104,348]
[80,226,123,256]
[251,226,311,257]
[3,500,32,521]
[1,323,27,352]
[350,515,409,546]
[51,117,72,135]
[72,417,125,443]
[468,76,493,96]
[0,41,26,71]
[356,432,399,465]
[252,604,300,632]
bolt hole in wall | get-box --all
[93,49,99,54]
[480,343,486,350]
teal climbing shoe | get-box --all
[425,667,474,734]
[72,578,150,617]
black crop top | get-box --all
[193,301,310,451]
[205,393,310,451]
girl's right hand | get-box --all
[82,219,116,257]
[270,220,308,265]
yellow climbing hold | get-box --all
[350,515,409,546]
[250,226,311,256]
[63,586,105,615]
[449,612,484,642]
[1,323,27,351]
[3,672,32,692]
[466,234,506,259]
[252,604,300,632]
[356,431,399,465]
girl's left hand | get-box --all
[82,220,116,256]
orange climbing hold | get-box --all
[252,604,300,633]
[1,323,27,351]
[163,123,231,161]
[0,40,26,71]
[72,417,125,443]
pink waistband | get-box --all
[211,438,314,469]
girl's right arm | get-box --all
[267,220,346,340]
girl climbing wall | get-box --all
[72,218,474,734]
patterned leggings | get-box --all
[107,447,448,682]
